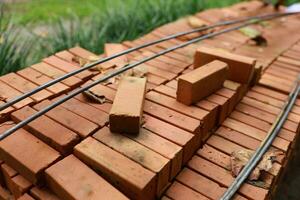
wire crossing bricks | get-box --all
[109,76,147,134]
[177,60,229,105]
[194,46,256,84]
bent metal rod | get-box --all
[0,12,299,142]
[220,75,300,200]
[0,12,297,112]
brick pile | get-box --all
[0,1,299,199]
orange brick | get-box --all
[43,56,92,80]
[31,62,82,87]
[206,94,229,124]
[104,43,128,67]
[0,129,60,184]
[194,47,256,83]
[45,155,128,200]
[11,106,80,155]
[93,127,170,196]
[33,100,98,138]
[1,163,17,192]
[10,175,32,198]
[74,137,156,200]
[110,77,147,134]
[30,186,60,200]
[177,60,228,105]
[0,73,52,102]
[17,67,69,95]
[127,128,183,179]
[143,115,198,164]
[18,193,35,200]
[165,181,209,200]
[0,80,33,109]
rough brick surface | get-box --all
[194,47,256,83]
[177,60,228,105]
[45,155,128,200]
[30,186,61,200]
[110,77,147,134]
[0,129,60,184]
[74,137,156,200]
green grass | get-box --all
[0,0,299,75]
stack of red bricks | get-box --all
[0,1,300,199]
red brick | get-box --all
[110,77,147,134]
[11,106,80,154]
[75,93,113,114]
[176,168,247,200]
[146,91,209,134]
[1,163,17,193]
[177,60,228,105]
[0,185,13,200]
[247,91,285,108]
[33,100,98,138]
[143,115,198,164]
[68,46,96,59]
[55,50,80,65]
[18,193,35,200]
[230,111,295,142]
[144,100,201,134]
[104,43,128,67]
[31,62,82,87]
[277,56,300,67]
[0,101,14,121]
[166,181,209,200]
[17,67,69,95]
[206,94,229,124]
[74,137,156,200]
[223,118,289,152]
[43,56,92,80]
[93,127,170,196]
[54,95,108,127]
[251,86,288,101]
[46,155,128,200]
[0,80,33,109]
[188,156,267,199]
[0,73,52,102]
[194,47,256,83]
[235,103,299,134]
[0,129,60,184]
[10,175,32,198]
[30,186,60,200]
[216,87,237,114]
[127,128,183,179]
[259,77,293,95]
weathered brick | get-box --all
[74,137,156,200]
[10,175,32,198]
[143,115,198,164]
[11,106,80,154]
[17,67,69,95]
[0,129,60,184]
[31,62,82,87]
[0,73,52,102]
[30,186,61,200]
[0,80,33,109]
[33,100,98,138]
[194,47,256,83]
[110,77,147,134]
[93,127,170,196]
[177,60,228,105]
[45,155,128,200]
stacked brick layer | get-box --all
[0,1,299,199]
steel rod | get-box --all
[220,75,300,200]
[0,12,297,111]
[0,11,299,141]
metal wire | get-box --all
[0,12,297,112]
[220,75,300,200]
[0,12,299,142]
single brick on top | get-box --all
[194,46,256,84]
[177,60,228,105]
[110,76,147,134]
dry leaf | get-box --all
[231,149,277,181]
[187,16,208,28]
[83,90,110,104]
[72,55,103,72]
